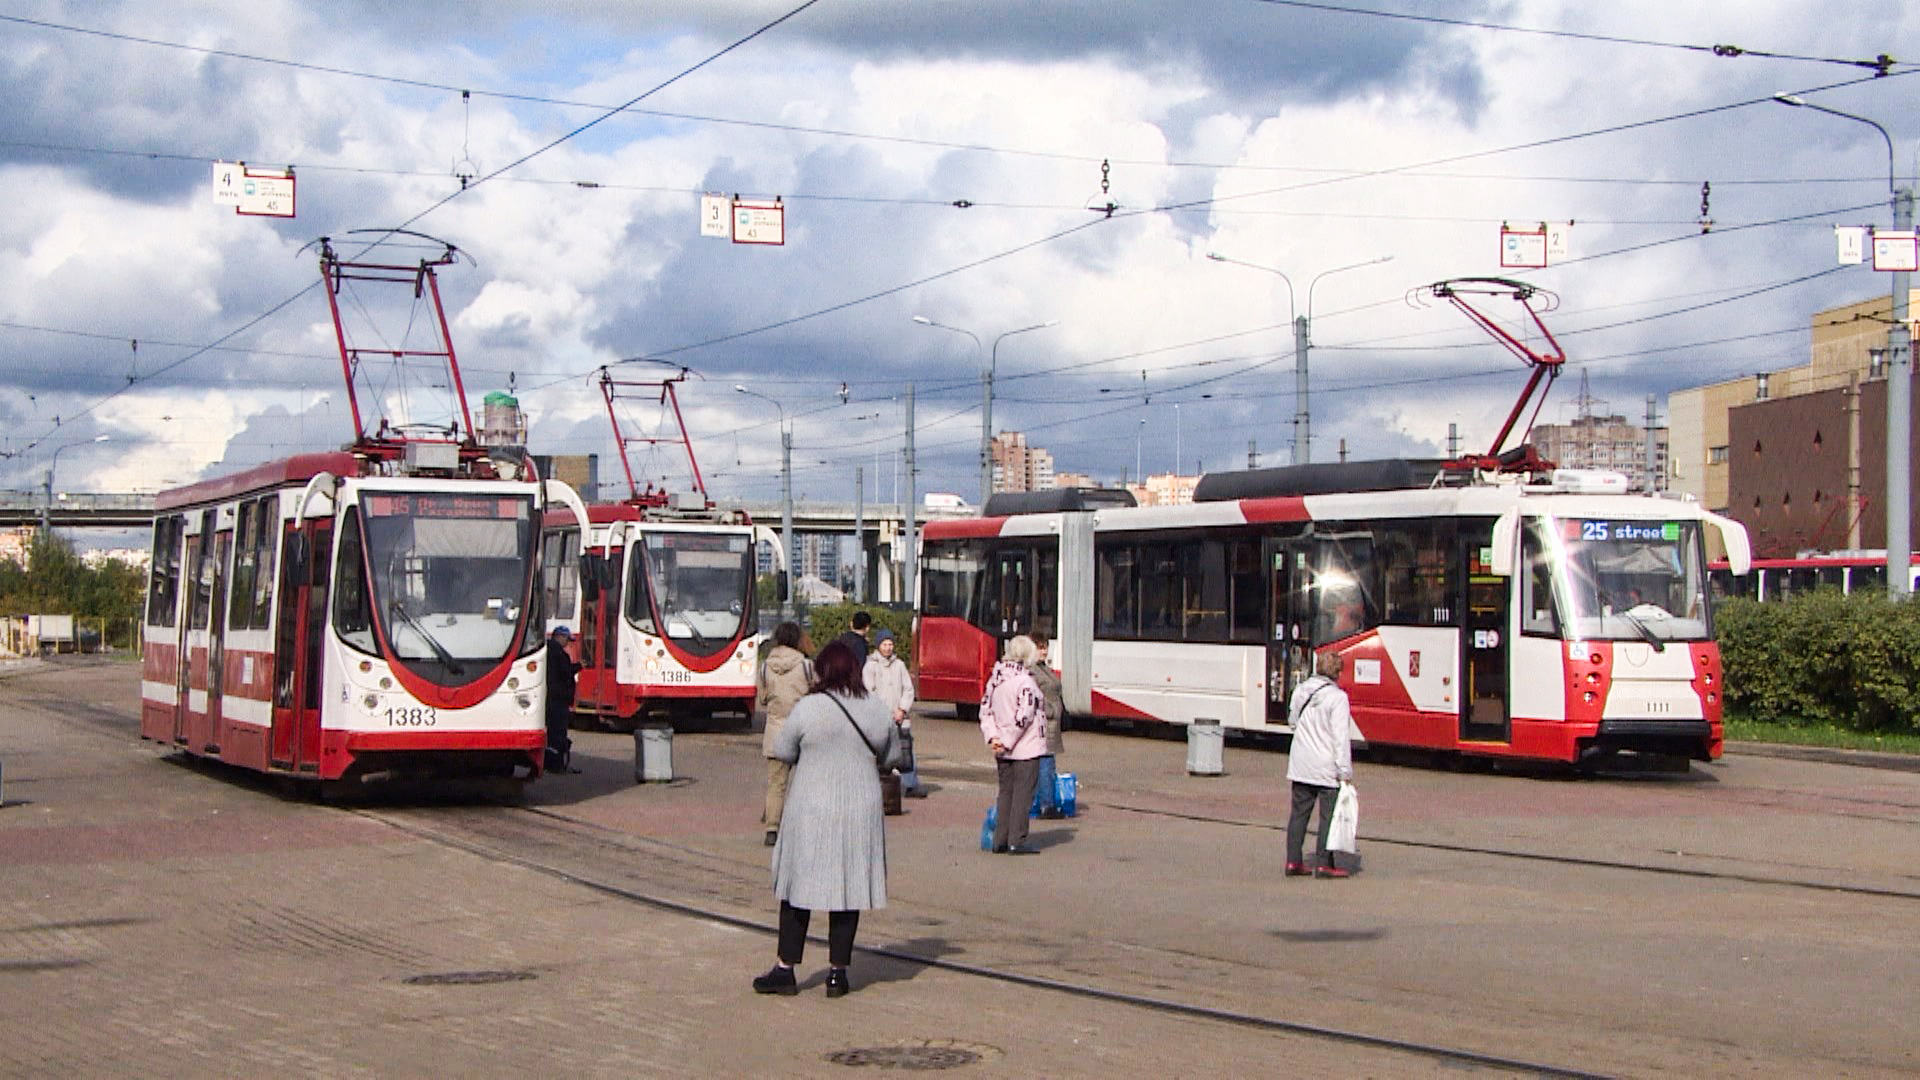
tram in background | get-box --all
[915,461,1752,766]
[1708,551,1920,602]
[139,235,588,785]
[537,370,778,730]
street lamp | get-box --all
[1775,93,1915,596]
[1206,252,1394,464]
[733,384,794,617]
[41,435,110,533]
[914,315,1058,505]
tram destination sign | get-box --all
[1561,520,1682,543]
[367,494,528,519]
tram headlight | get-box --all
[507,676,520,690]
[516,694,533,711]
[1583,691,1597,704]
[645,658,661,675]
[378,676,392,690]
[363,694,380,712]
[1586,672,1600,685]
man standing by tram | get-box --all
[1285,651,1354,878]
[545,626,581,774]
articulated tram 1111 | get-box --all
[915,461,1752,767]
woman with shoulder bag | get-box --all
[753,640,901,999]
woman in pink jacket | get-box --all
[980,634,1048,854]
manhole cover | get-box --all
[403,969,537,986]
[824,1040,999,1070]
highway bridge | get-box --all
[0,491,970,601]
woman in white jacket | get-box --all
[863,631,923,797]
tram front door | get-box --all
[1266,540,1314,724]
[1460,522,1510,743]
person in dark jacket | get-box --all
[545,627,581,773]
[831,610,872,668]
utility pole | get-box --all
[1247,439,1258,470]
[854,465,865,604]
[903,386,917,607]
[1644,394,1659,494]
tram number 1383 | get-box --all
[386,706,439,727]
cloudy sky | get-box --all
[3,0,1918,517]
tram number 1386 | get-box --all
[385,706,439,727]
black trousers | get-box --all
[1286,781,1339,868]
[545,704,572,761]
[778,901,859,967]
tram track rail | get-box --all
[360,801,1608,1080]
[1098,800,1920,902]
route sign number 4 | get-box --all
[212,162,296,218]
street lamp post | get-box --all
[1776,94,1915,596]
[915,315,1058,506]
[1206,252,1393,465]
[733,385,793,617]
[41,435,110,534]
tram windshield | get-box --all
[336,493,540,677]
[920,540,985,624]
[626,531,753,654]
[1526,517,1710,644]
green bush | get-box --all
[1718,592,1920,734]
[805,602,913,665]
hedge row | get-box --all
[799,602,914,665]
[1717,592,1920,734]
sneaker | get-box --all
[903,786,929,799]
[1314,865,1351,879]
[752,964,798,995]
[1284,862,1309,877]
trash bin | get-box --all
[1186,718,1224,776]
[634,724,674,783]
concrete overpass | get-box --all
[0,490,971,601]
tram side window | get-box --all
[1032,546,1059,639]
[1181,540,1230,640]
[1095,543,1137,636]
[252,497,277,629]
[333,508,376,653]
[540,529,579,623]
[1378,522,1456,626]
[1311,534,1376,642]
[229,502,256,630]
[1521,524,1559,636]
[1228,538,1264,643]
[1136,543,1181,639]
[147,514,185,628]
[188,510,216,631]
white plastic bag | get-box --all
[1327,781,1359,854]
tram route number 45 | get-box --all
[211,161,296,218]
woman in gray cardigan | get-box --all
[753,639,901,999]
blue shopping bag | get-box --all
[1057,772,1077,817]
[980,804,997,851]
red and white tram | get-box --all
[142,451,586,782]
[536,370,777,730]
[140,234,589,784]
[915,461,1752,765]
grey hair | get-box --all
[1000,635,1039,665]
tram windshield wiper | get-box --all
[1619,608,1666,653]
[391,599,464,673]
[659,599,711,649]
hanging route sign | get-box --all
[732,197,784,246]
[212,161,296,218]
